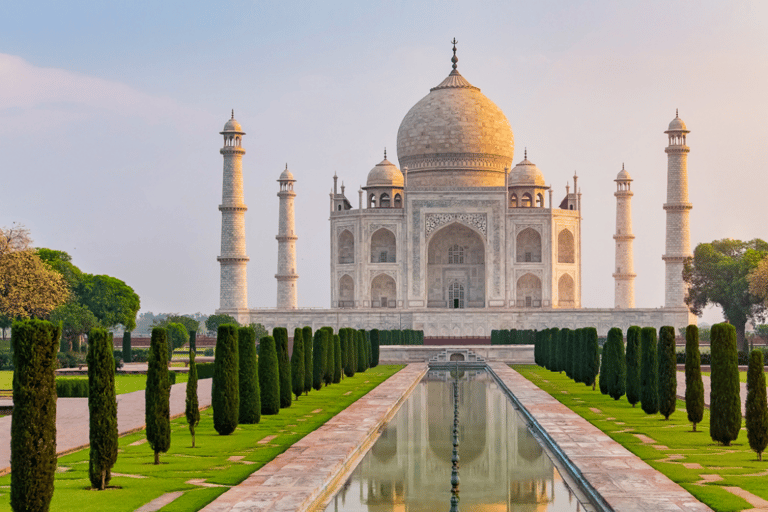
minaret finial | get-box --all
[622,162,625,170]
[285,163,288,170]
[451,38,458,70]
[231,109,234,119]
[524,147,527,160]
[384,147,387,160]
[676,108,679,118]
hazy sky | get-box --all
[2,1,767,325]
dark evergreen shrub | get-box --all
[273,327,292,408]
[258,335,280,415]
[607,328,626,400]
[625,326,641,407]
[583,328,599,389]
[710,323,741,446]
[197,362,215,379]
[322,327,334,385]
[361,329,370,370]
[356,330,366,373]
[312,330,327,390]
[556,328,567,373]
[746,350,768,460]
[11,319,60,511]
[238,326,260,424]
[185,351,200,447]
[568,329,578,381]
[640,327,659,415]
[599,330,612,395]
[303,326,313,395]
[122,331,131,363]
[291,328,305,399]
[343,328,356,377]
[189,330,196,353]
[332,334,342,383]
[370,329,380,367]
[685,325,704,431]
[213,324,239,434]
[87,328,117,489]
[57,378,88,397]
[146,327,170,464]
[658,326,677,420]
[548,328,559,371]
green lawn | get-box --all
[0,365,404,512]
[0,372,188,395]
[513,365,765,512]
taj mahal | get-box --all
[216,43,696,336]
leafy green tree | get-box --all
[213,324,239,434]
[607,328,626,401]
[302,326,313,395]
[238,326,260,424]
[0,314,11,340]
[249,323,268,340]
[146,327,170,464]
[684,238,768,351]
[291,328,305,400]
[313,329,328,390]
[625,326,641,407]
[273,327,292,408]
[152,314,200,334]
[685,325,704,431]
[205,314,238,334]
[77,274,140,331]
[11,318,60,511]
[746,350,768,460]
[166,322,189,360]
[710,323,741,446]
[640,327,659,415]
[36,248,84,291]
[332,334,342,383]
[658,326,677,420]
[188,330,196,353]
[87,328,118,490]
[50,300,99,352]
[0,250,69,320]
[258,335,280,415]
[185,351,200,447]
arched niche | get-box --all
[427,223,485,308]
[394,193,402,208]
[510,193,518,208]
[370,228,396,263]
[558,273,575,307]
[557,229,575,263]
[380,193,390,208]
[536,193,544,208]
[338,229,354,264]
[371,273,396,308]
[516,228,541,263]
[338,274,354,307]
[521,193,532,208]
[516,273,542,307]
[369,194,377,208]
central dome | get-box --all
[396,68,514,188]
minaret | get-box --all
[613,164,636,308]
[663,110,693,308]
[218,111,249,312]
[276,164,298,309]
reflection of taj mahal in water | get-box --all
[217,43,696,336]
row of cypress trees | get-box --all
[378,329,423,345]
[534,327,599,387]
[491,329,537,345]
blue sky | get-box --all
[2,1,767,325]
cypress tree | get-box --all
[569,329,579,381]
[608,328,626,400]
[258,335,280,415]
[322,327,334,385]
[273,327,292,408]
[185,350,200,447]
[146,327,171,464]
[122,331,132,363]
[549,327,560,371]
[302,326,313,395]
[658,326,677,420]
[370,328,380,367]
[312,329,327,390]
[88,328,118,490]
[10,319,60,511]
[625,326,642,407]
[238,326,260,424]
[343,328,356,377]
[584,328,599,388]
[361,329,370,370]
[357,330,366,373]
[685,325,704,431]
[213,324,239,434]
[599,331,612,395]
[291,328,305,399]
[746,350,768,460]
[189,329,197,353]
[332,334,342,383]
[556,328,568,373]
[640,327,659,415]
[710,323,741,446]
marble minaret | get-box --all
[276,165,298,309]
[218,112,249,312]
[613,164,636,308]
[663,111,692,308]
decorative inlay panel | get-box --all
[425,213,487,238]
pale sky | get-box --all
[2,1,767,326]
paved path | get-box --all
[676,371,749,416]
[0,378,212,475]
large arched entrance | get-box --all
[427,223,485,308]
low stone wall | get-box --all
[378,345,533,364]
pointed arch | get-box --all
[338,274,354,308]
[510,193,518,208]
[516,228,541,263]
[558,273,575,307]
[371,228,396,263]
[371,273,396,308]
[338,229,354,264]
[557,228,575,263]
[427,222,485,308]
[516,273,542,307]
[521,193,532,208]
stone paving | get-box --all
[200,363,428,512]
[0,378,212,475]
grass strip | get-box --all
[0,364,403,512]
[513,365,765,512]
[0,371,188,395]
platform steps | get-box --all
[428,348,485,365]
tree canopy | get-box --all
[684,238,768,351]
[0,250,69,320]
[50,301,99,351]
[206,314,238,333]
[153,314,199,334]
[76,274,140,331]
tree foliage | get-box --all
[185,351,200,447]
[302,326,313,395]
[291,328,305,400]
[206,314,238,333]
[746,350,768,460]
[313,329,327,391]
[152,314,200,334]
[51,301,99,352]
[685,325,704,431]
[87,328,118,490]
[684,238,768,351]
[238,326,260,424]
[332,334,342,383]
[213,324,239,434]
[625,326,641,407]
[0,250,69,320]
[77,274,140,331]
[658,326,677,420]
[710,323,742,446]
[640,327,659,415]
[145,327,170,464]
[273,327,292,408]
[258,335,280,415]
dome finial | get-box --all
[622,162,625,170]
[451,38,458,70]
[524,147,527,160]
[384,147,387,160]
[231,109,234,120]
[285,163,288,170]
[676,108,679,118]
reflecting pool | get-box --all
[323,368,583,512]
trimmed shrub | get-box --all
[710,323,741,446]
[291,328,305,399]
[584,328,599,388]
[197,362,215,379]
[549,328,559,371]
[57,378,88,397]
[343,328,356,378]
[357,330,366,373]
[273,327,292,408]
[122,331,131,363]
[312,329,327,391]
[361,329,370,370]
[685,325,704,431]
[213,324,239,434]
[185,351,200,447]
[238,326,260,424]
[640,327,659,415]
[625,326,641,407]
[189,330,197,353]
[258,335,280,415]
[146,327,171,464]
[658,326,677,420]
[322,327,334,385]
[303,326,313,395]
[10,319,60,511]
[746,350,768,460]
[87,328,118,489]
[608,328,626,400]
[332,334,342,383]
[599,330,612,395]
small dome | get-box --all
[667,113,687,132]
[222,111,243,133]
[508,156,545,187]
[279,165,294,181]
[616,165,632,181]
[366,158,404,188]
